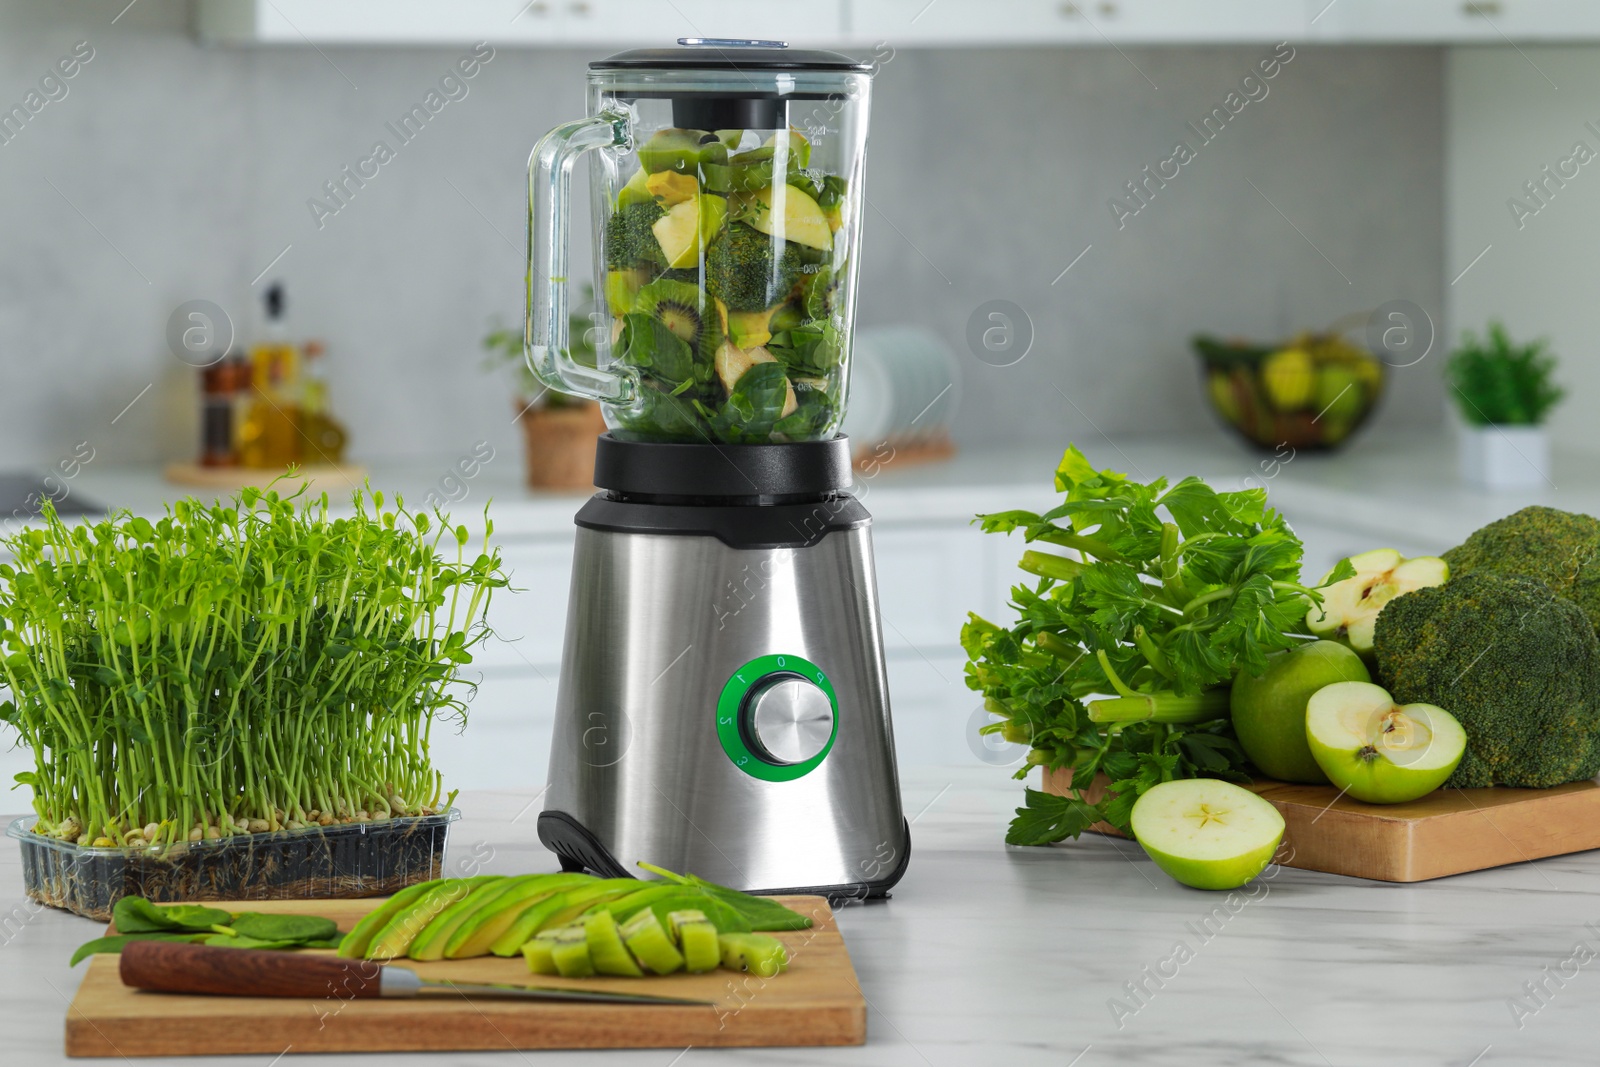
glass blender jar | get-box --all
[527,40,873,443]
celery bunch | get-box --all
[964,446,1339,845]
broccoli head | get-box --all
[604,201,666,269]
[704,224,802,312]
[1441,506,1600,634]
[1373,573,1600,788]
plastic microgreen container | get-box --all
[6,810,461,922]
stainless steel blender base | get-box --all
[539,513,909,895]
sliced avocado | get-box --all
[727,306,778,349]
[645,170,699,207]
[585,910,644,977]
[409,875,543,961]
[338,880,437,958]
[446,872,596,959]
[637,128,707,175]
[488,879,641,957]
[366,876,504,960]
[616,167,654,209]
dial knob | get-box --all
[743,674,835,766]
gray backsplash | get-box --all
[0,3,1443,468]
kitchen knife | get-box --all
[119,940,711,1005]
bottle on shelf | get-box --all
[298,339,348,464]
[237,283,302,469]
[198,352,242,468]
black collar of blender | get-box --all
[590,46,872,73]
[592,433,855,502]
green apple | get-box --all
[1129,779,1285,891]
[1231,640,1372,784]
[1306,548,1448,657]
[1305,680,1466,804]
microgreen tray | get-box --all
[6,810,460,921]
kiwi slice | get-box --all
[634,278,722,360]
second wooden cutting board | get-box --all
[1047,768,1600,881]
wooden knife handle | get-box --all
[120,940,386,999]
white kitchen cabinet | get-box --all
[845,0,1097,46]
[197,0,563,45]
[564,1,847,46]
[884,648,985,769]
[197,0,846,46]
[846,0,1303,46]
[1308,0,1600,42]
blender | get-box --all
[526,40,908,895]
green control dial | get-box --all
[716,653,838,781]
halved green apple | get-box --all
[1306,549,1447,656]
[1305,680,1466,804]
[652,194,728,269]
[1129,779,1285,891]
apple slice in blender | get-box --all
[1129,779,1285,891]
[1305,681,1465,804]
[1305,549,1448,656]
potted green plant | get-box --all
[1446,322,1564,490]
[0,486,505,918]
[484,286,606,490]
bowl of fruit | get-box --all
[1193,329,1384,452]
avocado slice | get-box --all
[488,879,641,957]
[366,876,504,960]
[727,306,778,349]
[408,875,544,961]
[338,880,437,959]
[445,873,596,959]
[645,170,699,207]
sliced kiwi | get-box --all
[634,278,722,360]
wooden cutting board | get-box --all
[64,895,864,1057]
[1045,768,1600,882]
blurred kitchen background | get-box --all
[2,1,1598,783]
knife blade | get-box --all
[119,939,712,1006]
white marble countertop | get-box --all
[5,768,1600,1066]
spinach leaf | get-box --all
[227,913,339,943]
[708,362,790,443]
[71,932,210,967]
[619,313,695,389]
[112,896,232,933]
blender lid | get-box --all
[592,39,872,74]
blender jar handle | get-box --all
[526,111,635,404]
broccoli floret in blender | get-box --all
[704,224,803,312]
[604,201,667,269]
